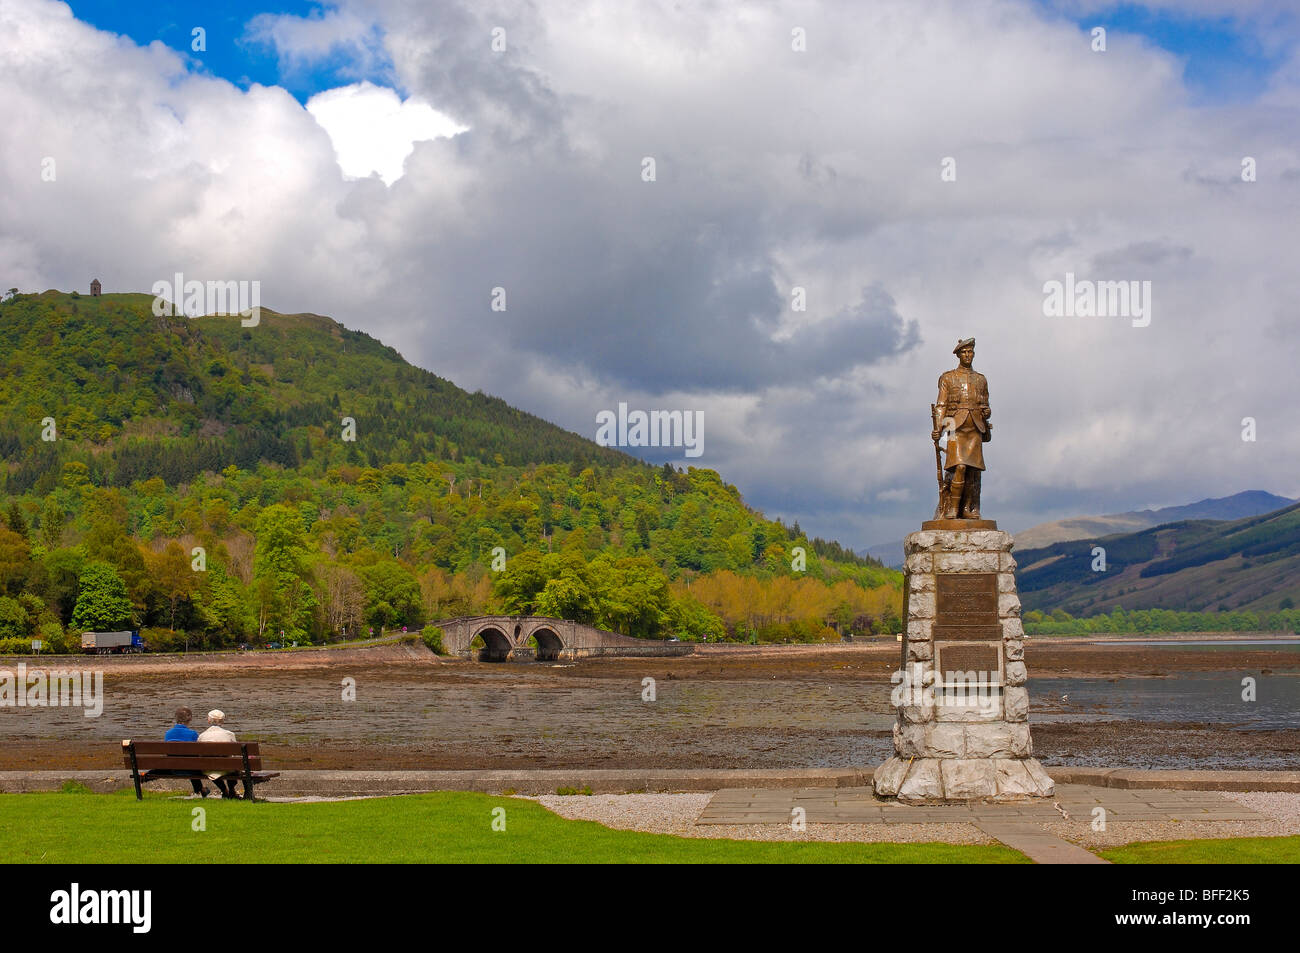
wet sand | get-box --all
[3,640,1297,772]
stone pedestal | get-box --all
[873,526,1054,803]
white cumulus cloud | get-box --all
[306,81,467,185]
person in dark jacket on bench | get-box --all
[164,706,207,797]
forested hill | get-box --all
[0,290,630,491]
[1017,501,1300,616]
[0,290,897,653]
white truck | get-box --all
[81,631,144,654]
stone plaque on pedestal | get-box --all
[873,527,1054,802]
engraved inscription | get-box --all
[932,624,1002,642]
[937,642,1002,681]
[936,573,998,624]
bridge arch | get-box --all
[529,626,564,661]
[469,623,513,662]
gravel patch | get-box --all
[1047,818,1300,850]
[529,791,1300,849]
[1222,790,1300,824]
[1041,791,1300,849]
[527,793,995,844]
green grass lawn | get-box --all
[1101,835,1300,864]
[3,789,1026,864]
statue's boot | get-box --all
[946,477,965,519]
[967,471,981,519]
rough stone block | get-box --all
[940,759,997,799]
[904,532,941,555]
[992,759,1037,800]
[1002,618,1025,641]
[925,723,966,759]
[999,551,1018,572]
[997,572,1017,593]
[1004,686,1029,722]
[897,759,943,801]
[935,551,999,573]
[872,757,909,797]
[916,530,1012,554]
[1024,759,1056,796]
[963,723,1016,759]
[907,620,932,643]
[968,530,1012,551]
[904,552,933,574]
[998,593,1021,617]
[907,591,936,620]
[894,723,925,758]
[1005,660,1027,686]
[1004,639,1024,661]
[906,640,933,662]
[900,702,934,724]
[1009,723,1033,758]
[908,572,935,594]
[935,699,1002,722]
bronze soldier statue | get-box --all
[931,337,991,520]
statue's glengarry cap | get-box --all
[953,337,975,354]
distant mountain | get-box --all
[1016,501,1300,615]
[1013,491,1295,550]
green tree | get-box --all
[71,562,134,631]
[357,559,422,630]
[253,504,317,640]
[0,596,28,639]
[0,525,31,596]
[147,541,198,632]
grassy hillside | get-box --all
[0,290,899,651]
[1017,501,1300,616]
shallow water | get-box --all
[2,665,1296,769]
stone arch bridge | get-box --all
[436,616,695,662]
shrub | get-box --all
[421,625,445,654]
[39,621,74,655]
[140,627,185,653]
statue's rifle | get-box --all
[931,403,947,517]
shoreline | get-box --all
[3,630,1299,673]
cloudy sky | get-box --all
[3,0,1298,549]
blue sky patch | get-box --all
[65,0,394,102]
[1042,1,1290,103]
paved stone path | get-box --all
[971,821,1109,864]
[696,783,1264,863]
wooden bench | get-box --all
[121,740,279,801]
